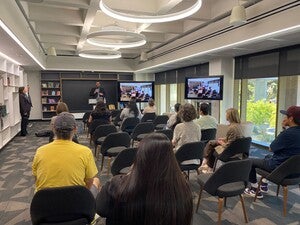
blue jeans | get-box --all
[249,158,274,183]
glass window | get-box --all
[169,84,177,112]
[160,85,167,114]
[246,77,278,146]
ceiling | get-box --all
[1,0,300,73]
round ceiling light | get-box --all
[99,0,202,23]
[87,30,146,48]
[78,50,121,59]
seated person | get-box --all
[200,108,244,173]
[32,112,100,198]
[195,103,218,130]
[96,133,193,225]
[166,103,182,130]
[244,106,300,199]
[120,99,142,121]
[142,98,156,114]
[88,101,112,135]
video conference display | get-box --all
[185,76,223,100]
[118,82,154,102]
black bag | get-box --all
[35,130,52,137]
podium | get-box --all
[88,99,97,110]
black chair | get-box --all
[254,155,300,216]
[111,147,137,176]
[153,115,169,130]
[175,141,205,179]
[155,129,174,141]
[112,110,122,126]
[88,119,110,144]
[30,185,95,225]
[201,128,217,142]
[130,122,154,147]
[141,112,156,122]
[93,124,117,157]
[100,132,131,175]
[213,137,252,171]
[196,159,252,225]
[120,117,140,134]
[82,111,91,131]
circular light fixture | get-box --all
[78,50,121,59]
[99,0,202,23]
[87,30,146,48]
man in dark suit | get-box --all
[19,86,32,136]
[89,81,106,102]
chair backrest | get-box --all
[131,122,155,139]
[155,129,174,141]
[82,112,91,123]
[153,115,169,126]
[204,159,252,196]
[111,148,137,176]
[218,137,252,161]
[88,119,110,134]
[201,128,217,141]
[120,117,140,132]
[101,132,131,155]
[267,155,300,184]
[141,113,156,122]
[30,186,95,225]
[175,141,205,164]
[93,124,117,143]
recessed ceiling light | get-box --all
[79,49,122,59]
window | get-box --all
[246,78,278,145]
[169,84,177,112]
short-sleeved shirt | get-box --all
[195,115,218,130]
[32,140,98,192]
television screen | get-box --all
[185,76,223,100]
[118,81,154,102]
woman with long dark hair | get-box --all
[96,133,193,225]
[88,100,111,124]
[119,99,142,121]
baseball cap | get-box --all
[280,106,300,122]
[54,112,76,131]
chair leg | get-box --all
[213,158,218,172]
[107,157,112,176]
[283,186,288,217]
[254,177,263,202]
[94,145,97,157]
[240,194,249,223]
[276,185,280,196]
[100,155,105,171]
[224,197,227,207]
[187,170,190,180]
[196,186,204,212]
[218,197,224,225]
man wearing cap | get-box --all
[244,106,300,199]
[32,112,100,197]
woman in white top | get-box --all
[120,99,142,121]
[143,98,156,114]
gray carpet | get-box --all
[0,121,299,225]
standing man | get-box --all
[89,81,106,103]
[32,112,100,197]
[244,105,300,198]
[195,103,218,130]
[19,86,32,136]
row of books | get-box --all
[41,90,60,96]
[43,105,56,111]
[41,98,59,104]
[41,82,60,88]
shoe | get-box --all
[260,182,268,193]
[244,187,263,199]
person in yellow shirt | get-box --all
[32,112,100,197]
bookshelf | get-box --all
[41,79,61,119]
[0,57,23,150]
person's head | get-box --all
[179,103,197,122]
[127,100,139,117]
[19,86,28,94]
[280,106,300,126]
[199,103,209,116]
[148,99,155,107]
[96,81,100,87]
[56,102,69,115]
[226,108,241,124]
[121,133,192,225]
[53,112,76,140]
[174,103,181,113]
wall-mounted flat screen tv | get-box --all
[118,81,154,102]
[185,76,223,100]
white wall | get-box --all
[26,71,42,119]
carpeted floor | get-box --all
[0,121,299,225]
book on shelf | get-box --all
[43,106,47,111]
[50,106,55,111]
[41,83,47,88]
[41,90,48,96]
[56,90,61,95]
[48,98,57,104]
[41,97,47,104]
[55,83,60,88]
[51,90,56,96]
[48,82,54,88]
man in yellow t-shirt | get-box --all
[32,112,100,197]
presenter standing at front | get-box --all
[89,81,106,103]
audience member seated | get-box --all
[32,112,101,198]
[142,98,156,114]
[244,105,300,199]
[166,103,182,130]
[195,102,218,129]
[120,99,142,122]
[96,133,193,225]
[200,108,244,173]
[88,100,112,125]
[172,103,201,152]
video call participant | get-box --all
[89,81,106,102]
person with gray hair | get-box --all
[32,112,100,197]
